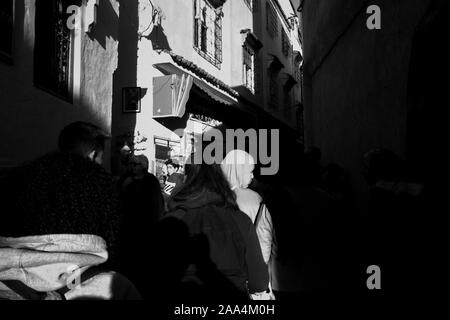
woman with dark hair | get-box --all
[163,155,269,301]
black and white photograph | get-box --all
[122,87,142,113]
[0,0,446,317]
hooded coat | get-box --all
[166,190,268,297]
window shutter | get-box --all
[34,0,73,102]
[214,13,222,63]
[266,2,277,38]
[194,0,199,47]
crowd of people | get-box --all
[0,121,426,300]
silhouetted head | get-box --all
[58,121,110,165]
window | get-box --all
[281,29,290,57]
[155,137,180,161]
[243,45,255,92]
[194,0,223,68]
[34,0,77,102]
[266,1,277,38]
[0,0,14,64]
[295,67,301,83]
[241,30,262,93]
[288,16,296,30]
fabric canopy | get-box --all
[153,74,193,118]
[153,62,238,118]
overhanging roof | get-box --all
[153,62,238,106]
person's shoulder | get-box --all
[47,152,112,178]
[235,188,262,202]
[66,271,142,300]
[235,187,261,197]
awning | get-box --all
[153,62,238,118]
[153,74,193,118]
[192,77,236,106]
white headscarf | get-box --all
[221,150,256,190]
[221,150,262,222]
[221,150,273,268]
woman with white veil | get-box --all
[221,150,274,300]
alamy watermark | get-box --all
[366,5,381,30]
[366,265,381,289]
[180,128,280,176]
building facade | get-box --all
[290,0,446,215]
[252,0,302,131]
[1,0,303,179]
[113,0,303,179]
[0,0,119,171]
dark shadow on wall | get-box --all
[154,112,190,135]
[406,0,447,185]
[1,0,114,169]
[87,0,119,49]
[146,24,172,53]
[111,0,139,176]
[145,217,249,302]
[404,1,447,290]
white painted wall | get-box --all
[130,0,255,166]
[0,0,119,171]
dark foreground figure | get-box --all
[151,157,269,302]
[0,122,140,299]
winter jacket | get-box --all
[0,234,141,300]
[166,191,268,295]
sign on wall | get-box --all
[122,87,142,113]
